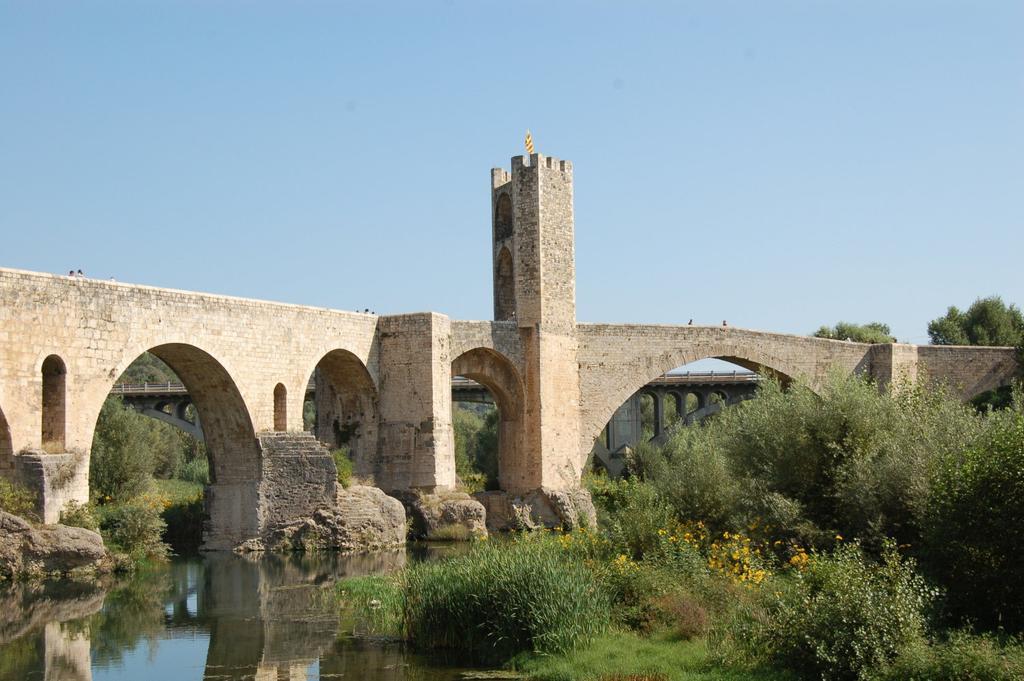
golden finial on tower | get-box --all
[524,130,535,155]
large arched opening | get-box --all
[450,347,526,492]
[304,350,378,479]
[41,354,67,453]
[90,345,259,550]
[590,354,785,476]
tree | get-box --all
[90,397,159,502]
[813,321,896,344]
[927,296,1024,347]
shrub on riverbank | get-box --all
[629,374,981,553]
[405,536,609,664]
[96,497,168,563]
[922,407,1024,630]
[339,535,609,664]
[0,478,37,521]
[721,542,934,681]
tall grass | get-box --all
[339,535,610,664]
[405,536,609,664]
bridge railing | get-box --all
[110,381,189,395]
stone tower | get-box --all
[491,154,576,331]
[491,154,582,489]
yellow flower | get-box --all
[835,534,843,541]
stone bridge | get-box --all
[0,151,1017,548]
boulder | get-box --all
[474,487,597,533]
[244,485,407,553]
[0,510,112,580]
[399,491,487,541]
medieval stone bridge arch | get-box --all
[451,347,528,492]
[576,324,880,470]
[305,348,379,479]
[92,343,263,547]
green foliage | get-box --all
[814,322,896,344]
[176,454,209,485]
[631,374,981,552]
[871,631,1024,681]
[97,498,168,562]
[116,351,179,383]
[589,476,678,560]
[59,500,100,530]
[402,535,609,664]
[154,479,206,555]
[338,574,406,637]
[90,397,158,502]
[729,543,934,681]
[922,409,1024,630]
[514,631,794,681]
[452,404,499,490]
[927,296,1024,347]
[0,477,37,520]
[332,447,353,487]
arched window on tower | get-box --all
[494,246,515,321]
[495,193,513,241]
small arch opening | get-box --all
[41,355,67,452]
[273,383,287,431]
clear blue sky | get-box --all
[2,1,1022,346]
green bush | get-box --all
[176,454,209,485]
[588,476,678,561]
[332,448,353,487]
[90,397,157,503]
[0,477,37,520]
[97,498,168,563]
[728,542,934,681]
[60,500,99,531]
[403,535,609,664]
[922,409,1024,630]
[632,374,981,552]
[452,405,499,490]
[872,632,1024,681]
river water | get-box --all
[0,547,480,681]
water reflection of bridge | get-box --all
[0,551,432,681]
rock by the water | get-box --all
[0,510,112,580]
[474,487,597,532]
[400,491,487,541]
[243,485,407,553]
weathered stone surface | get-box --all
[0,511,111,580]
[474,486,596,532]
[0,580,106,645]
[400,490,487,540]
[243,485,407,553]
